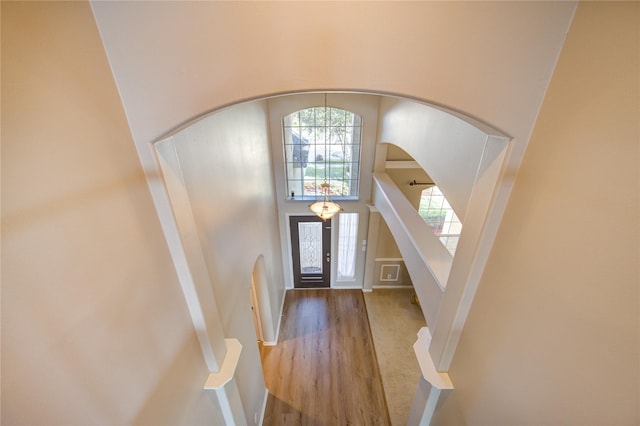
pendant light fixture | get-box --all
[309,182,342,220]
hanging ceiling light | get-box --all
[310,182,341,220]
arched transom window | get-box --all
[283,106,362,199]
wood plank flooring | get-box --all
[260,289,391,426]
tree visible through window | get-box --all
[418,186,462,255]
[283,106,362,199]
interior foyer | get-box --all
[2,2,638,425]
[154,90,509,424]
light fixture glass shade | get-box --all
[310,182,341,220]
[309,199,341,220]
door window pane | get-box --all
[298,222,323,274]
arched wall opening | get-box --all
[151,89,511,425]
[371,96,511,369]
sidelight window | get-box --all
[337,213,359,280]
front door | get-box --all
[290,216,331,288]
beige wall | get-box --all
[1,2,224,424]
[433,2,639,424]
[376,221,403,260]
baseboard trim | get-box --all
[259,387,269,425]
[271,288,287,345]
[372,285,414,289]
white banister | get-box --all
[372,172,448,328]
[413,328,453,390]
[204,338,247,425]
[408,327,453,425]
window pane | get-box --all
[338,213,359,280]
[418,186,462,255]
[283,106,362,199]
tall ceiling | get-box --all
[91,1,576,171]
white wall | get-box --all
[160,100,286,424]
[1,2,225,424]
[432,2,640,423]
[90,1,576,160]
[378,98,492,220]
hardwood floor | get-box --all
[260,289,391,426]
